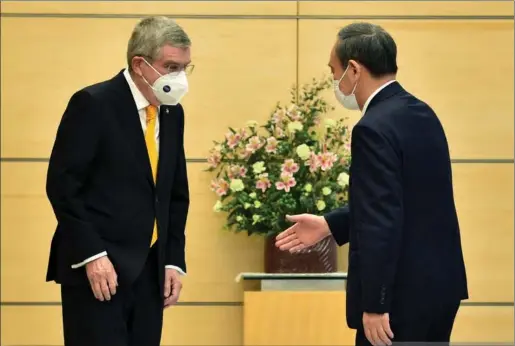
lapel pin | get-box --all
[165,108,169,114]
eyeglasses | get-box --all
[140,56,195,76]
[165,64,195,76]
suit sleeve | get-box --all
[46,90,106,265]
[166,106,190,272]
[351,124,403,314]
[324,206,350,246]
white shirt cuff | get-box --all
[71,252,186,276]
[71,251,107,269]
[165,265,186,276]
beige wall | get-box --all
[1,1,513,344]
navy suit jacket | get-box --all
[325,81,468,329]
[46,71,190,297]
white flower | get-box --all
[252,161,266,174]
[296,144,311,160]
[230,179,245,192]
[287,121,303,134]
[252,215,262,224]
[213,200,223,212]
[324,118,336,128]
[337,172,350,187]
[316,200,326,211]
[247,120,258,128]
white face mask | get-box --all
[333,65,359,110]
[142,59,189,106]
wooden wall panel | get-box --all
[0,163,58,301]
[453,164,514,302]
[2,305,512,345]
[452,305,514,343]
[243,291,356,345]
[1,0,296,16]
[4,163,511,303]
[1,1,513,345]
[299,1,513,16]
[0,17,297,158]
[1,305,243,345]
[3,0,512,17]
[298,19,514,159]
[1,162,264,302]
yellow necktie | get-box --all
[145,105,158,247]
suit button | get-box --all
[155,197,159,204]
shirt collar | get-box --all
[362,79,397,115]
[123,68,150,112]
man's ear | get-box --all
[348,59,361,80]
[131,56,145,76]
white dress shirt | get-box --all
[361,79,397,115]
[71,68,185,276]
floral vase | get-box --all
[264,235,338,273]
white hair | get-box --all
[127,16,191,70]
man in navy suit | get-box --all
[46,16,191,346]
[276,22,468,345]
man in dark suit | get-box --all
[275,22,468,345]
[46,16,192,346]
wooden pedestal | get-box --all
[238,273,355,346]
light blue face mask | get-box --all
[333,64,359,110]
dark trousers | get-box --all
[356,301,461,346]
[61,246,163,346]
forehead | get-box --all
[156,44,191,65]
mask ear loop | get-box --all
[139,58,164,91]
[350,79,358,96]
[143,59,164,77]
[338,64,349,86]
[343,63,359,96]
[337,64,357,97]
[140,74,155,91]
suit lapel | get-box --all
[156,105,179,190]
[110,71,154,187]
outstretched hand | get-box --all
[275,214,332,252]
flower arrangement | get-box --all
[206,77,352,237]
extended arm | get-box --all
[165,107,190,274]
[324,206,350,246]
[46,90,106,266]
[351,124,403,313]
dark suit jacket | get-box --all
[46,70,189,295]
[324,81,468,329]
